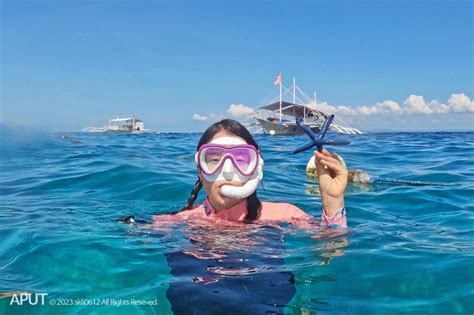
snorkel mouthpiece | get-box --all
[220,176,260,199]
[219,156,263,199]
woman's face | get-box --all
[198,130,246,212]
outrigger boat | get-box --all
[83,116,146,133]
[252,77,362,135]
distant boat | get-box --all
[251,77,362,135]
[83,116,147,133]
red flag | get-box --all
[274,73,282,86]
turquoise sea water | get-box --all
[1,130,473,314]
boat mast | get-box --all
[279,77,282,122]
[293,77,296,122]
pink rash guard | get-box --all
[172,197,347,228]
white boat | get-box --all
[83,116,146,133]
[252,77,362,135]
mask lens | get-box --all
[229,147,254,173]
[203,147,225,172]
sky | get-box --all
[1,0,473,132]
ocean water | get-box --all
[0,129,473,314]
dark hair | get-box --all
[180,119,262,222]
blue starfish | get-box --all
[293,114,350,154]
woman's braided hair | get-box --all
[180,178,203,213]
[180,119,262,222]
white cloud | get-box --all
[192,113,208,121]
[358,105,379,115]
[356,100,402,115]
[403,95,432,114]
[428,100,450,114]
[379,100,402,113]
[227,104,255,118]
[313,101,338,115]
[337,105,356,115]
[323,93,473,116]
[448,93,474,113]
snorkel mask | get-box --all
[195,137,264,199]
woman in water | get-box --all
[158,119,348,228]
[151,119,349,314]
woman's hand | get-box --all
[314,149,348,216]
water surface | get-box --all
[1,130,473,314]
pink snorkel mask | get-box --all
[195,137,264,199]
[197,144,259,177]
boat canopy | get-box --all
[109,118,142,122]
[258,101,328,119]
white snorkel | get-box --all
[196,137,263,199]
[220,159,263,199]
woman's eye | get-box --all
[206,156,221,163]
[235,155,248,162]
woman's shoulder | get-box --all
[260,201,312,221]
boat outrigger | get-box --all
[83,116,146,133]
[253,77,362,135]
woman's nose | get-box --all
[222,159,234,180]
